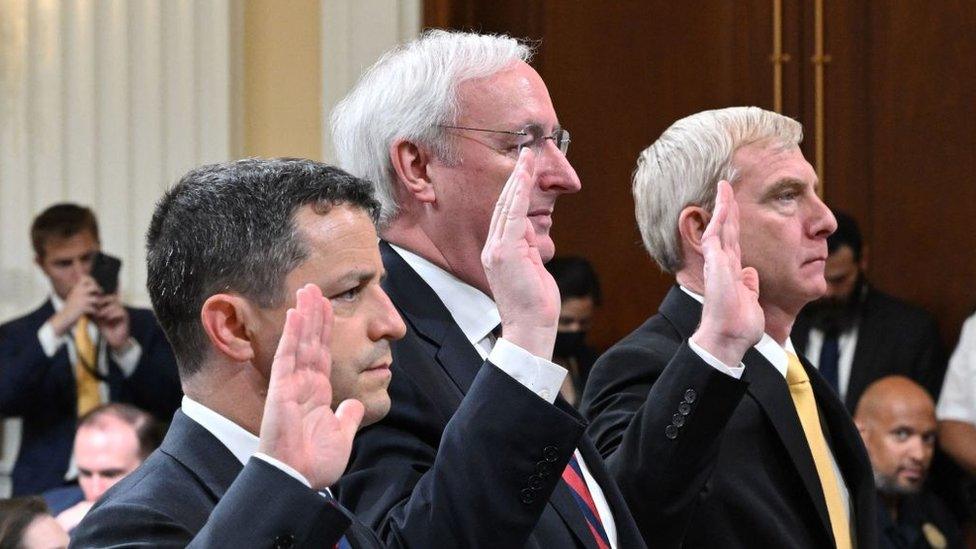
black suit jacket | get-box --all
[0,300,182,495]
[335,242,646,548]
[793,286,947,411]
[71,410,379,548]
[581,287,878,548]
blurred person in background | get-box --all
[0,497,68,549]
[546,256,602,406]
[0,204,180,496]
[855,376,962,549]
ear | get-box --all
[200,294,255,363]
[854,419,867,437]
[389,139,436,204]
[677,204,711,256]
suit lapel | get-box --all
[380,241,484,393]
[160,410,243,501]
[661,286,835,538]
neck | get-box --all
[183,363,266,436]
[760,300,796,346]
[383,218,491,296]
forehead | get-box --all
[732,141,817,193]
[42,231,99,258]
[290,204,379,278]
[875,398,937,430]
[456,60,557,127]
[75,417,139,458]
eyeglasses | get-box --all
[439,124,571,155]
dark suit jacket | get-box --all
[793,286,947,411]
[71,410,376,548]
[581,286,878,548]
[335,242,646,548]
[0,300,182,495]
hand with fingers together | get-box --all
[481,148,562,361]
[257,283,365,490]
[691,180,765,367]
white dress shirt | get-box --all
[180,396,320,491]
[937,313,976,423]
[390,244,618,548]
[801,325,860,400]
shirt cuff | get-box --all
[37,322,65,357]
[252,453,313,488]
[110,339,142,377]
[688,338,745,380]
[488,338,568,404]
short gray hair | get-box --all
[633,106,803,273]
[331,29,533,225]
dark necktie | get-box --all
[562,454,611,549]
[818,330,840,394]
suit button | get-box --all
[543,446,559,462]
[535,461,551,477]
[678,402,692,416]
[665,424,679,439]
[528,474,544,490]
[684,388,698,403]
[272,534,295,548]
[672,413,685,427]
[520,488,536,504]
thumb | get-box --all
[741,266,760,295]
[334,399,366,440]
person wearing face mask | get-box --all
[791,210,947,412]
[546,257,602,407]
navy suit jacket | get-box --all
[71,410,378,548]
[582,287,878,548]
[0,300,182,495]
[334,242,646,548]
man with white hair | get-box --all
[582,107,878,548]
[332,31,767,548]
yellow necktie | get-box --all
[74,316,101,417]
[786,352,852,549]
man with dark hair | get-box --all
[0,203,180,496]
[45,404,161,532]
[546,256,602,406]
[792,209,946,411]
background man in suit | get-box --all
[582,107,877,548]
[46,403,162,532]
[332,30,773,548]
[0,204,180,496]
[792,210,947,411]
[72,159,403,547]
[855,376,963,548]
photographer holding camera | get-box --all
[0,204,181,496]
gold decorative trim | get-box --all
[769,0,791,113]
[812,0,831,191]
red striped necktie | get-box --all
[562,454,611,549]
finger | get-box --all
[272,308,302,378]
[319,295,334,378]
[489,147,534,245]
[500,152,535,247]
[741,267,761,296]
[295,286,318,372]
[702,182,728,246]
[334,399,366,441]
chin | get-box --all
[360,393,392,427]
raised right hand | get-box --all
[257,283,365,490]
[481,148,561,360]
[49,276,101,337]
[690,180,765,366]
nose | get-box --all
[807,192,836,239]
[534,139,581,194]
[369,287,406,341]
[90,475,109,500]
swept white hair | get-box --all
[633,106,803,273]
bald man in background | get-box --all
[855,376,962,549]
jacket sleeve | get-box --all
[0,316,67,415]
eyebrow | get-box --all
[333,269,377,287]
[760,178,807,201]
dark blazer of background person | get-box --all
[70,411,373,548]
[335,242,647,548]
[792,286,947,411]
[0,301,180,495]
[583,287,877,548]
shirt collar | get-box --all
[50,293,65,311]
[389,244,501,347]
[679,285,793,378]
[180,396,258,466]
